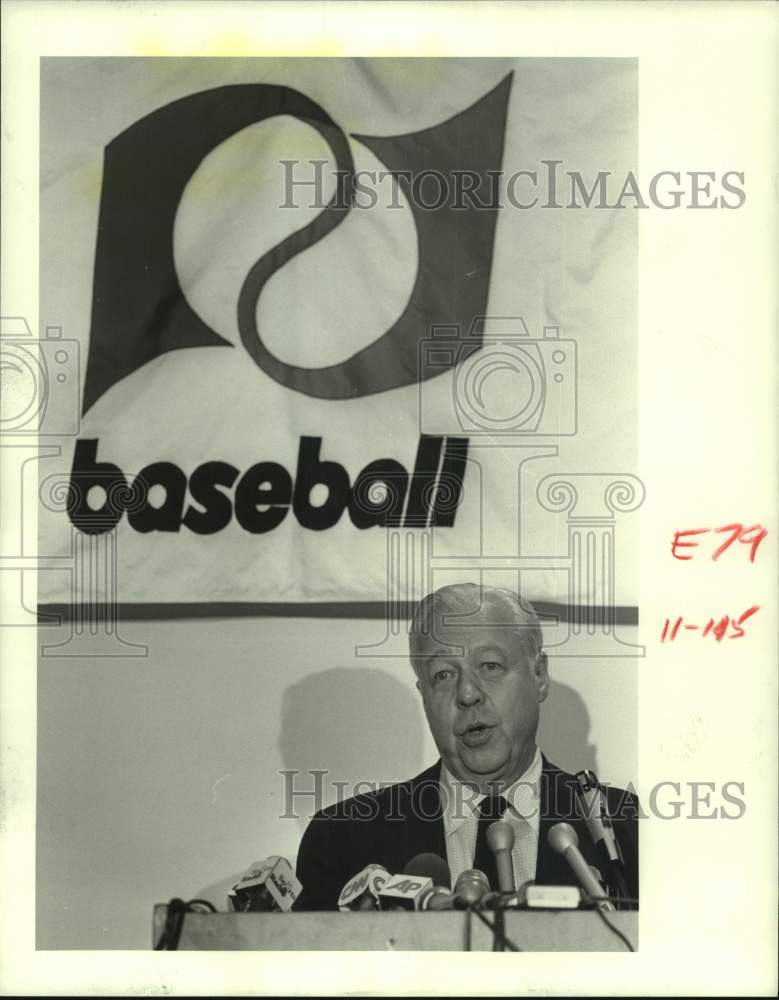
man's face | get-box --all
[413,614,549,791]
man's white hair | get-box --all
[408,582,544,668]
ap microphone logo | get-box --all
[82,74,512,413]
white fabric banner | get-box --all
[34,57,638,608]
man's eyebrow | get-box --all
[419,642,507,666]
[470,642,506,657]
[423,649,451,663]
[418,649,461,670]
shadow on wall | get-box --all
[537,678,597,777]
[195,667,426,908]
[277,666,427,825]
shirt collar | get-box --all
[439,746,543,834]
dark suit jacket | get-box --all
[294,756,639,910]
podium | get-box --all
[153,906,637,951]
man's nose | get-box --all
[456,669,484,707]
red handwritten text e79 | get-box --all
[671,523,767,563]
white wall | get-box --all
[36,615,637,949]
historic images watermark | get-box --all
[352,316,645,661]
[0,316,147,656]
[280,160,747,211]
[278,768,747,822]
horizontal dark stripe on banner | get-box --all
[37,602,639,625]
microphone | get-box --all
[419,869,491,911]
[403,852,451,890]
[419,886,455,911]
[376,853,452,910]
[574,771,629,905]
[378,872,434,910]
[453,869,490,908]
[227,856,301,912]
[338,864,391,912]
[574,770,622,864]
[486,821,516,894]
[547,823,614,912]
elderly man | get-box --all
[294,583,639,909]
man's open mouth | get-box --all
[460,723,494,747]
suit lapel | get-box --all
[536,757,574,885]
[400,761,449,886]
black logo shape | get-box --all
[83,75,512,413]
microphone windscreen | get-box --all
[403,852,451,889]
[486,820,515,852]
[547,821,579,854]
[454,869,490,907]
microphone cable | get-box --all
[579,892,638,951]
[592,906,635,952]
[154,898,217,950]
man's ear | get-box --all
[534,652,550,703]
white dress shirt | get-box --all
[439,746,542,891]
